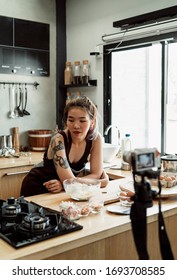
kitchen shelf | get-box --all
[61,79,97,88]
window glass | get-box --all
[166,42,177,154]
[111,44,162,150]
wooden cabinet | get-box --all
[0,165,32,200]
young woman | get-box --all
[21,96,109,196]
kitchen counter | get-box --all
[0,152,44,169]
[0,153,131,180]
[0,152,45,200]
[0,152,130,200]
[106,166,131,180]
[1,177,177,260]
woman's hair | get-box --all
[62,96,98,140]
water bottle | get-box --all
[121,133,131,169]
[122,134,131,152]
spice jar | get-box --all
[75,91,81,99]
[64,61,72,85]
[82,60,89,84]
[73,61,81,85]
[66,91,72,105]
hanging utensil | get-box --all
[16,85,23,117]
[8,84,16,118]
[14,85,19,117]
[23,85,30,115]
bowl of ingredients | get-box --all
[63,178,101,201]
[79,204,91,217]
[89,197,104,213]
[59,201,80,221]
[59,201,91,220]
[118,191,133,207]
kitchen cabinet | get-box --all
[0,165,31,200]
[0,15,49,76]
[0,152,43,200]
[0,16,13,46]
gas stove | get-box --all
[0,196,83,248]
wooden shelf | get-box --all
[61,79,97,88]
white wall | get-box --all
[0,0,56,148]
[66,0,177,135]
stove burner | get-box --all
[2,197,21,219]
[23,213,50,230]
[17,212,58,236]
[0,196,83,248]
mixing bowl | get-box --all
[63,178,101,201]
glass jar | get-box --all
[75,91,81,99]
[82,60,90,84]
[64,61,72,85]
[0,135,7,149]
[73,61,81,85]
[66,91,72,105]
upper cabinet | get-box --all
[14,19,49,50]
[0,16,49,76]
[0,16,13,46]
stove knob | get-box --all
[7,197,15,205]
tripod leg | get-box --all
[130,201,149,260]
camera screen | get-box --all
[136,152,155,171]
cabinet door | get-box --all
[0,166,32,200]
[0,16,13,46]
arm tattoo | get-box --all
[54,155,69,169]
[53,140,64,153]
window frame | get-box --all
[103,31,177,154]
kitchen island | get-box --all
[0,152,127,199]
[0,152,44,199]
[0,177,177,260]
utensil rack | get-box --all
[0,81,39,89]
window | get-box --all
[104,35,177,155]
[166,42,177,154]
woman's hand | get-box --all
[99,170,109,187]
[43,179,63,193]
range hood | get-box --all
[113,5,177,30]
[102,6,177,44]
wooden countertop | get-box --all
[0,152,44,169]
[0,153,131,180]
[1,177,177,260]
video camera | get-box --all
[123,148,161,208]
[123,148,160,174]
[123,148,174,260]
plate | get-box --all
[120,182,177,198]
[152,185,177,198]
[106,205,130,215]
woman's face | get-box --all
[66,107,93,140]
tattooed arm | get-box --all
[48,132,75,184]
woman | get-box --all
[21,96,109,196]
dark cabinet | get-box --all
[0,16,13,46]
[14,19,49,50]
[0,47,49,76]
[0,16,49,76]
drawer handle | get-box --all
[5,170,29,176]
